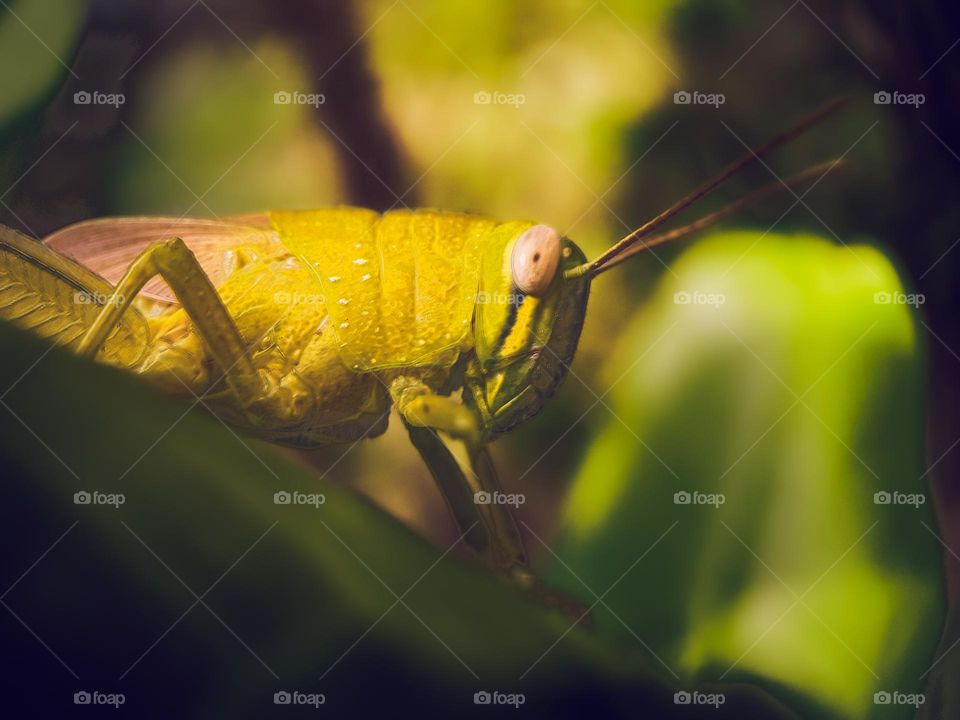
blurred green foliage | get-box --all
[548,233,944,719]
[114,42,343,214]
[0,0,86,136]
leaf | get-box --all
[0,319,794,717]
[0,0,87,136]
[548,232,945,720]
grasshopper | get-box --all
[0,101,843,593]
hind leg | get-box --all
[77,237,263,407]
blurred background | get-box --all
[1,1,958,717]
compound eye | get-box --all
[511,225,561,296]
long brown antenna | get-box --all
[592,158,844,275]
[565,97,847,280]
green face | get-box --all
[467,222,590,437]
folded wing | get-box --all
[43,216,282,303]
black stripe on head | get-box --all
[492,289,525,357]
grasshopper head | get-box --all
[469,222,590,437]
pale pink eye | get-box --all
[511,225,561,296]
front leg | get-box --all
[390,376,528,576]
[389,375,482,448]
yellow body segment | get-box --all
[270,208,496,371]
[139,242,388,444]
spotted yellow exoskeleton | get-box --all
[0,101,843,593]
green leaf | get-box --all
[0,0,87,136]
[0,318,793,717]
[548,232,945,720]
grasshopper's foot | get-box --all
[502,565,591,625]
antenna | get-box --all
[592,158,843,275]
[564,98,847,280]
